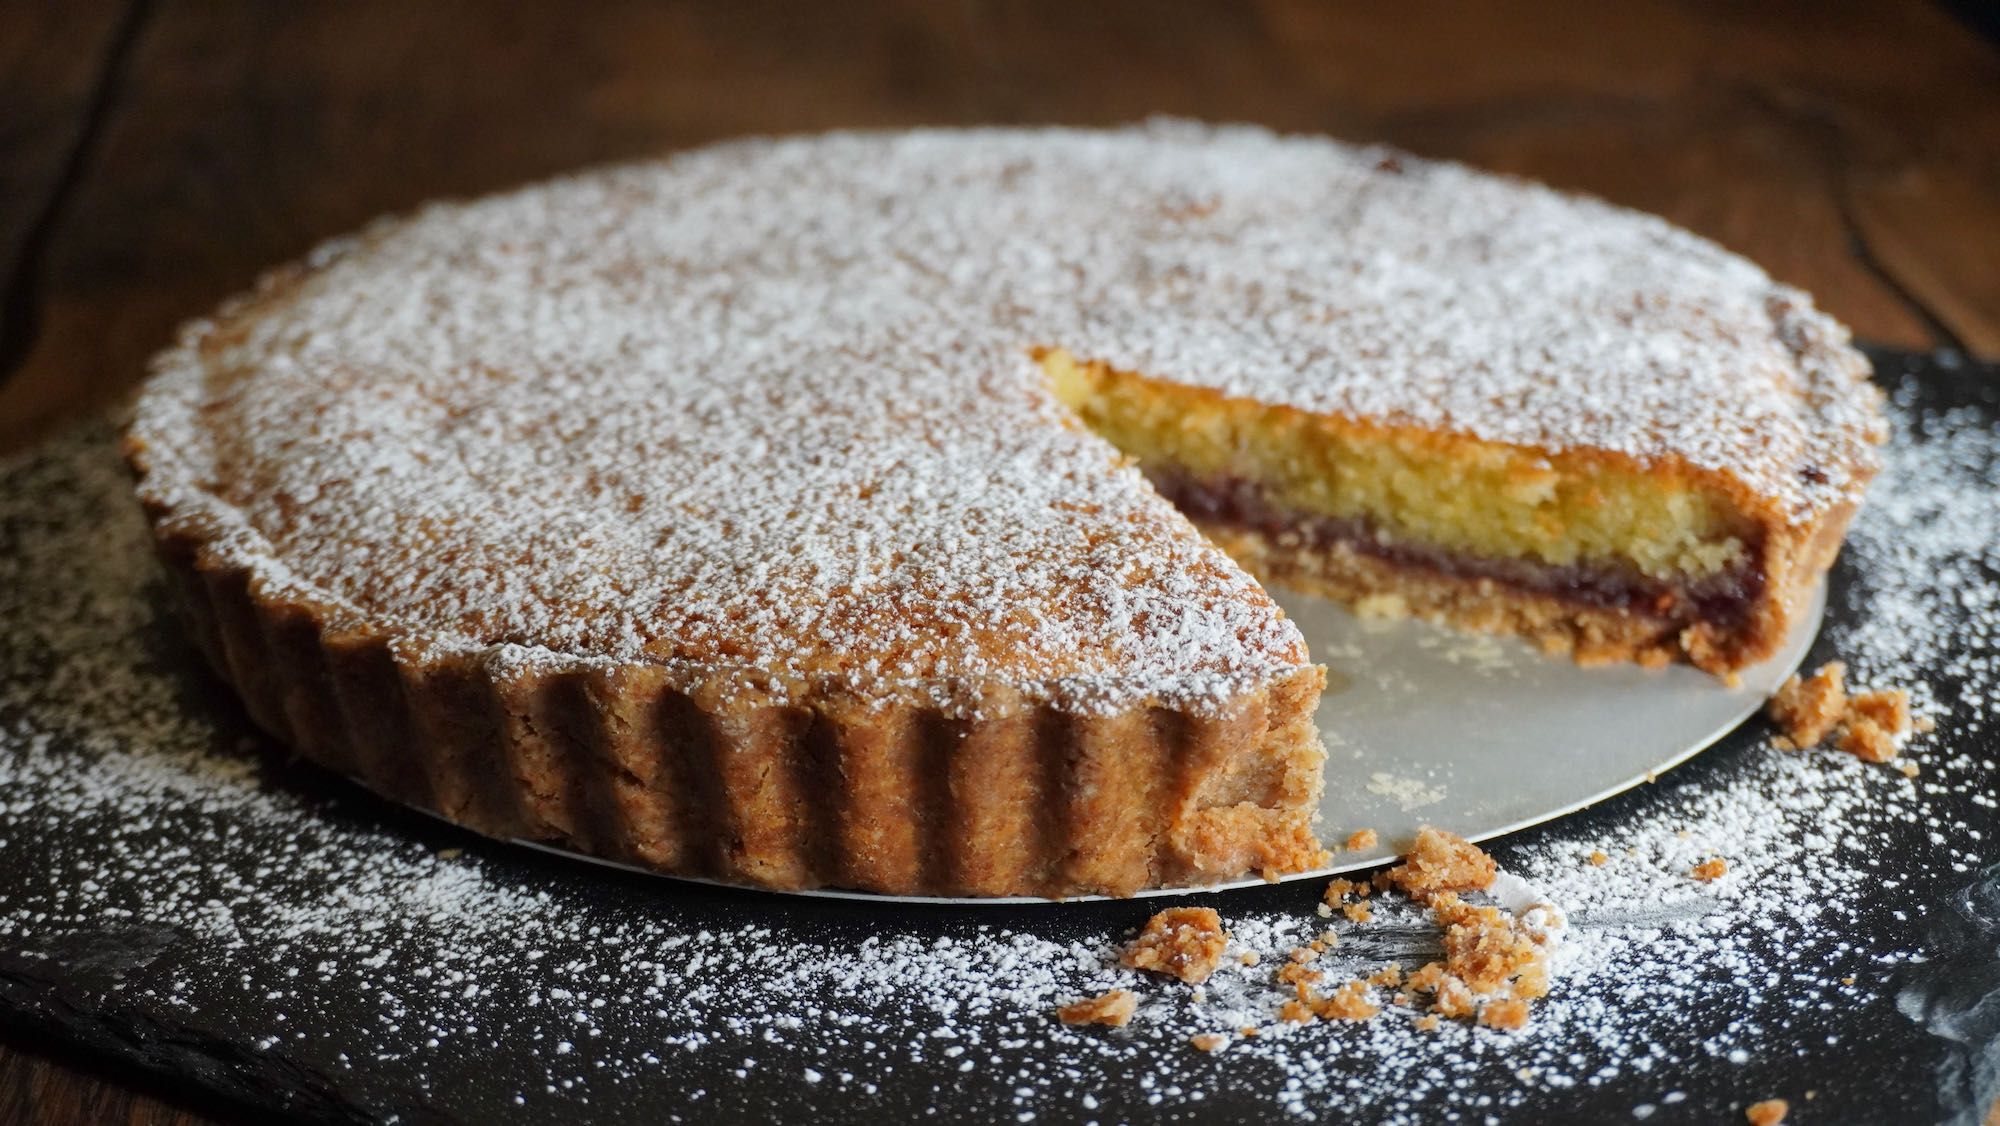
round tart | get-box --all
[125,122,1883,897]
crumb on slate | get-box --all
[1381,827,1497,902]
[1769,662,1920,765]
[1121,907,1229,984]
[1057,989,1136,1028]
[1478,998,1530,1031]
[1690,857,1729,882]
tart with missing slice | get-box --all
[124,123,1883,898]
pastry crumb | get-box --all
[1769,662,1849,749]
[1434,892,1551,996]
[1769,662,1920,765]
[1745,1097,1788,1125]
[1319,978,1381,1021]
[1190,1032,1228,1052]
[1414,1013,1442,1032]
[1382,826,1497,901]
[1344,828,1379,851]
[1690,857,1728,882]
[1057,989,1136,1028]
[1343,902,1374,924]
[1478,998,1530,1031]
[1837,717,1899,763]
[1849,687,1910,733]
[1121,907,1229,984]
[1588,850,1609,867]
[1323,877,1371,903]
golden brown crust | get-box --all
[145,515,1328,898]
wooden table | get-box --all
[1,2,1995,1120]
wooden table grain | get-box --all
[1,2,1995,1121]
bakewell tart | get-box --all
[124,123,1884,897]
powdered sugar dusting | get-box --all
[126,122,1881,713]
[1,357,1987,1121]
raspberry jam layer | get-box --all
[1153,472,1766,627]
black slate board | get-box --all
[0,346,1996,1125]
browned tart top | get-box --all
[127,123,1883,716]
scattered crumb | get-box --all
[1745,1097,1788,1125]
[1849,688,1911,734]
[1280,960,1328,988]
[1770,662,1920,764]
[1897,760,1921,778]
[1837,718,1898,763]
[1690,857,1729,882]
[1237,951,1259,966]
[1769,662,1849,749]
[1478,998,1530,1031]
[1323,877,1371,903]
[1121,907,1229,984]
[1343,902,1374,924]
[1434,892,1551,996]
[1588,850,1609,867]
[1190,1032,1228,1053]
[1344,828,1379,851]
[1414,1013,1442,1032]
[1381,827,1497,902]
[1319,979,1381,1021]
[1368,963,1403,988]
[1432,975,1476,1020]
[1057,989,1136,1028]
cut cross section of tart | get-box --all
[124,123,1884,898]
[1041,348,1861,673]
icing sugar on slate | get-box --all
[1,371,1990,1122]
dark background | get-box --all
[2,2,1997,1121]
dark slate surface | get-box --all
[0,346,1995,1124]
